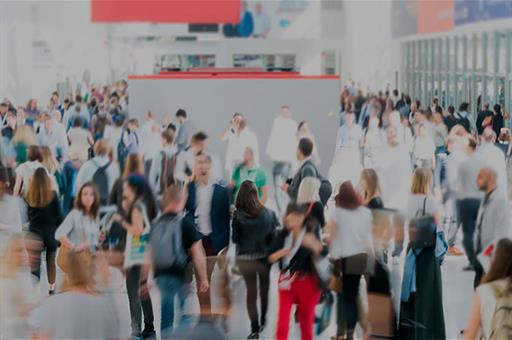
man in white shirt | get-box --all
[266,105,297,214]
[103,114,126,160]
[139,111,162,176]
[252,3,271,38]
[478,128,508,194]
[37,112,69,161]
[175,132,222,183]
[222,114,259,178]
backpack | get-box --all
[303,160,333,206]
[160,151,178,193]
[92,160,111,206]
[150,213,188,270]
[117,130,139,165]
[455,112,471,133]
[488,282,512,339]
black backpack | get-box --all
[92,160,111,206]
[303,160,333,206]
[456,112,471,133]
[160,151,178,193]
[150,214,188,271]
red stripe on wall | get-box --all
[128,74,341,80]
[91,0,241,24]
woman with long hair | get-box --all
[327,181,374,340]
[62,144,88,214]
[113,174,156,339]
[55,182,101,276]
[109,152,145,212]
[296,176,325,234]
[358,168,384,209]
[464,238,512,339]
[12,125,37,165]
[397,168,446,340]
[232,180,279,339]
[41,146,66,197]
[268,203,324,340]
[13,145,55,197]
[25,168,62,294]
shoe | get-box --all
[247,332,259,339]
[447,246,464,256]
[48,283,56,295]
[259,319,266,332]
[141,329,156,339]
[463,264,475,271]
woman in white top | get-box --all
[412,123,436,170]
[55,182,101,256]
[0,167,22,232]
[464,238,512,340]
[327,181,373,339]
[67,117,94,148]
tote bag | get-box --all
[124,203,151,269]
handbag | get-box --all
[409,197,437,250]
[57,222,91,273]
[123,202,151,269]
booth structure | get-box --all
[128,70,340,176]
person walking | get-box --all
[326,181,374,340]
[148,130,178,196]
[150,185,209,338]
[112,175,157,339]
[266,105,297,215]
[175,109,193,152]
[358,168,384,209]
[478,128,508,194]
[185,152,230,318]
[284,138,318,203]
[232,180,279,339]
[268,203,324,340]
[25,168,62,295]
[230,147,268,204]
[474,167,511,288]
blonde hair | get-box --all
[25,168,53,208]
[360,168,381,203]
[93,139,111,156]
[12,125,37,146]
[41,146,60,173]
[297,177,320,204]
[411,168,432,195]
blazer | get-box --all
[475,188,510,253]
[287,159,318,202]
[185,181,231,252]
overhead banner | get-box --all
[392,0,455,37]
[91,0,241,24]
[455,0,512,26]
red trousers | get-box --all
[276,273,321,340]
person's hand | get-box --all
[197,279,209,293]
[139,281,151,299]
[75,242,89,252]
[280,183,289,192]
[302,233,322,254]
[112,213,123,223]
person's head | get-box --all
[235,180,264,217]
[4,112,16,128]
[465,136,478,155]
[345,111,356,126]
[482,127,497,144]
[123,153,144,178]
[13,125,37,146]
[123,174,158,221]
[51,91,59,102]
[494,104,502,114]
[280,105,291,118]
[194,152,212,179]
[284,203,308,232]
[482,238,512,285]
[358,168,381,204]
[297,121,309,134]
[410,100,418,112]
[243,147,255,166]
[0,232,27,273]
[432,98,438,106]
[27,145,43,163]
[335,181,362,210]
[25,168,53,208]
[386,126,398,147]
[483,102,490,111]
[73,116,83,129]
[0,102,8,115]
[411,168,432,195]
[93,139,111,157]
[161,130,174,147]
[146,111,155,121]
[393,89,399,97]
[27,99,37,110]
[127,118,138,131]
[296,177,320,204]
[161,184,186,214]
[477,166,498,193]
[190,131,208,153]
[447,105,455,116]
[433,111,444,124]
[40,146,59,173]
[60,247,94,292]
[0,166,10,199]
[16,106,25,120]
[176,109,187,123]
[297,137,314,161]
[113,113,126,128]
[255,2,263,14]
[459,102,469,112]
[75,183,100,217]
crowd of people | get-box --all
[0,79,511,340]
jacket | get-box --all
[232,207,278,259]
[185,181,230,252]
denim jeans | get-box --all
[156,274,186,338]
[272,161,291,216]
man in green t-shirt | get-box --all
[230,147,268,204]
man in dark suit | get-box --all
[283,137,318,202]
[185,152,230,317]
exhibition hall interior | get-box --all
[1,1,512,339]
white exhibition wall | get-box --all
[128,77,340,177]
